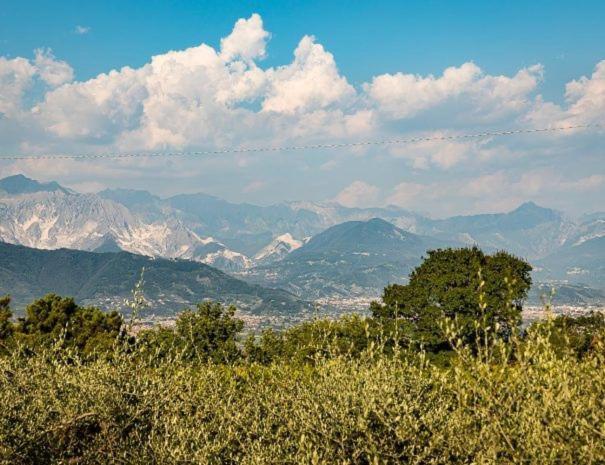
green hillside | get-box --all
[0,242,308,315]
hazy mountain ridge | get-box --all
[534,236,605,290]
[94,182,584,264]
[0,176,251,272]
[241,219,457,299]
[0,174,603,306]
[0,174,72,195]
[413,202,577,260]
[0,241,308,315]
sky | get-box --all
[0,0,603,217]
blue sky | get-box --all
[2,0,604,99]
[0,1,603,216]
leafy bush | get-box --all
[527,311,605,358]
[1,316,604,464]
[245,314,374,364]
[137,301,244,364]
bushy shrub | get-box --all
[245,314,374,364]
[527,311,605,358]
[1,316,604,464]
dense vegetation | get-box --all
[1,248,604,464]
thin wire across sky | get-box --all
[0,124,600,161]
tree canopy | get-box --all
[371,247,532,352]
[0,294,123,355]
[139,301,244,363]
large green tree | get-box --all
[16,294,123,355]
[371,247,532,352]
[140,301,244,364]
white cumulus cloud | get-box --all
[0,56,36,116]
[365,62,542,122]
[334,181,380,208]
[220,13,269,62]
[0,13,602,215]
[262,36,355,115]
[527,60,605,128]
[33,48,74,88]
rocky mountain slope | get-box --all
[0,176,250,272]
[254,233,305,264]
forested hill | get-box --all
[0,242,308,315]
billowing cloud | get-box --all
[527,60,605,127]
[220,13,269,62]
[35,65,147,141]
[0,56,36,116]
[33,49,74,87]
[365,63,542,122]
[334,181,380,208]
[262,36,355,115]
[26,16,358,152]
[0,49,73,118]
[0,14,571,158]
[0,13,602,215]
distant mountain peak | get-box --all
[0,174,70,195]
[98,188,159,206]
[254,233,304,263]
[509,201,560,223]
[366,217,394,227]
[288,218,432,261]
[514,201,546,212]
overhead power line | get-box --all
[0,123,600,161]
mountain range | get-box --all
[240,219,454,299]
[0,174,603,308]
[0,241,308,316]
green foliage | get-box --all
[0,296,13,344]
[139,301,244,363]
[245,314,373,364]
[1,318,604,464]
[527,311,605,358]
[12,294,123,356]
[371,247,532,352]
[1,246,603,463]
